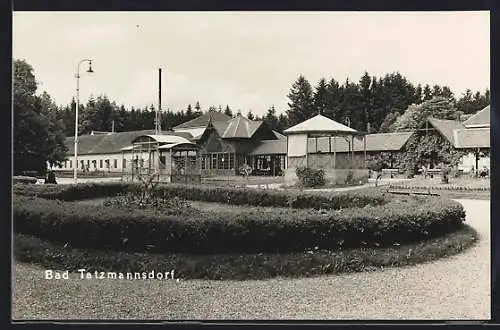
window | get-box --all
[64,161,67,168]
[211,154,217,169]
[69,160,72,168]
[123,158,127,169]
[105,159,110,168]
[229,153,234,169]
[100,160,103,168]
[114,159,118,168]
[92,160,97,168]
[80,160,84,169]
[218,154,224,169]
[201,155,206,170]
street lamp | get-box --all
[74,59,94,184]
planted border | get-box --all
[14,194,465,254]
[13,182,388,210]
[388,184,490,192]
[15,224,479,280]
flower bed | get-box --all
[14,192,464,254]
[12,181,473,279]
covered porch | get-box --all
[122,134,202,184]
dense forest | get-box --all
[14,58,490,173]
[52,71,489,136]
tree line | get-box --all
[13,59,489,174]
[285,72,490,133]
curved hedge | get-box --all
[13,182,387,210]
[13,193,465,254]
[15,224,479,280]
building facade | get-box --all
[49,112,287,177]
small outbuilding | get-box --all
[123,134,202,184]
[283,114,369,185]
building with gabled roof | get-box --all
[463,105,490,128]
[410,107,490,173]
[186,111,284,176]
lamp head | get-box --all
[86,60,94,73]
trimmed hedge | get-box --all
[13,182,129,201]
[15,224,479,280]
[13,176,38,185]
[388,184,490,192]
[13,194,465,254]
[13,182,387,210]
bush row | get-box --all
[13,182,387,210]
[14,226,478,280]
[13,194,465,254]
[388,184,490,192]
[13,176,38,185]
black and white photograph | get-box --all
[12,10,490,320]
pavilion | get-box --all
[283,114,369,185]
[121,134,202,184]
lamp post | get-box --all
[74,59,94,184]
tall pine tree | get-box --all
[286,74,314,126]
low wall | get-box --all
[284,168,369,186]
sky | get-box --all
[13,11,490,117]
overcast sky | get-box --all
[13,11,490,116]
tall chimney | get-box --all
[156,68,162,134]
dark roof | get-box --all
[453,128,490,149]
[221,114,262,138]
[173,111,232,129]
[249,140,287,155]
[307,132,414,153]
[427,118,465,145]
[463,105,490,127]
[273,130,286,139]
[65,130,193,155]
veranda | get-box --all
[121,134,202,184]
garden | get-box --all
[13,175,479,280]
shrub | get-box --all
[296,167,325,188]
[45,171,57,184]
[13,182,130,201]
[13,176,38,185]
[13,194,466,254]
[345,170,354,184]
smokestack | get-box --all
[156,68,162,134]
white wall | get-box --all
[48,151,155,173]
[458,152,490,172]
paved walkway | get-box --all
[12,200,489,319]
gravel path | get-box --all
[12,199,490,320]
